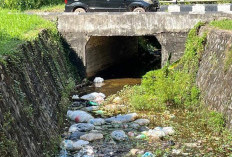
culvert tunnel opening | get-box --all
[85,36,161,79]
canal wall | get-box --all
[0,30,78,156]
[197,27,232,128]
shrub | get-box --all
[129,86,166,111]
[130,22,206,110]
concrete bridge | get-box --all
[42,12,232,77]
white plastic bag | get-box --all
[93,77,104,83]
[81,92,106,104]
[105,113,138,123]
[67,110,94,123]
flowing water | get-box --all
[76,78,141,97]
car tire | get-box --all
[133,7,145,12]
[74,8,86,13]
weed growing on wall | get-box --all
[210,19,232,30]
[224,48,232,72]
[0,112,18,157]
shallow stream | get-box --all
[76,78,141,97]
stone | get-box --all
[111,130,128,141]
[168,140,175,146]
[184,143,198,148]
[72,95,79,100]
[61,140,73,150]
[162,127,175,135]
[61,140,89,151]
[105,113,138,123]
[72,140,89,150]
[142,129,165,139]
[130,149,139,155]
[80,133,103,141]
[134,119,150,125]
[74,145,94,157]
[112,97,122,104]
[69,131,86,141]
[90,130,101,133]
[128,132,135,137]
[130,123,140,129]
[121,124,129,129]
[138,126,149,132]
[61,132,70,138]
[94,126,102,130]
[88,118,105,126]
[104,104,125,111]
[69,123,94,132]
[172,149,181,155]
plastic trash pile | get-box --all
[59,90,175,157]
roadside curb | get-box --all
[159,3,232,13]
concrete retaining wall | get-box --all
[197,27,232,128]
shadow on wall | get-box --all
[61,37,86,80]
[85,36,162,79]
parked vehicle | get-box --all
[64,0,159,12]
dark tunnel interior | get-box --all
[85,36,162,79]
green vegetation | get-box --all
[130,22,227,133]
[130,22,206,111]
[0,0,63,10]
[224,48,232,71]
[210,19,232,30]
[0,9,57,56]
[104,22,232,156]
[26,4,65,12]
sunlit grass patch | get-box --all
[0,9,57,55]
[210,19,232,30]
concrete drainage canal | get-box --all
[59,36,166,157]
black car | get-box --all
[64,0,159,12]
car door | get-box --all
[105,0,126,12]
[89,0,108,11]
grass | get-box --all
[210,19,232,71]
[224,48,232,71]
[210,19,232,30]
[26,4,65,12]
[0,9,57,56]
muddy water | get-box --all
[77,78,141,97]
